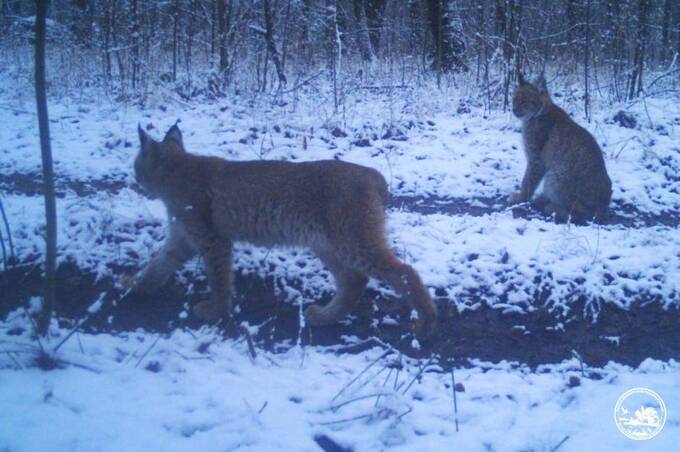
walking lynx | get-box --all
[510,74,612,223]
[132,124,437,335]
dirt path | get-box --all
[2,262,679,368]
[3,168,679,368]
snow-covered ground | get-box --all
[1,311,679,452]
[1,77,679,450]
[1,82,678,316]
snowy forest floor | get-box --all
[1,79,679,450]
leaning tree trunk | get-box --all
[35,0,57,336]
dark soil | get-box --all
[2,262,679,369]
[0,171,134,198]
[2,171,679,369]
[391,195,680,228]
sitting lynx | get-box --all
[132,124,437,335]
[510,74,612,223]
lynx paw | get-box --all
[119,272,137,291]
[193,300,227,323]
[304,304,334,326]
[508,192,526,205]
[413,310,437,340]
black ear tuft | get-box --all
[138,123,151,147]
[535,73,548,93]
[164,122,183,147]
[518,72,526,86]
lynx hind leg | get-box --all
[193,238,234,323]
[358,243,437,336]
[133,224,196,294]
[304,254,368,326]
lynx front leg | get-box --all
[510,160,546,205]
[133,224,196,294]
[193,237,234,323]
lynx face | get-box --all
[512,83,544,120]
[135,124,184,199]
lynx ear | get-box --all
[138,124,152,148]
[163,122,183,147]
[534,73,548,93]
[518,72,527,86]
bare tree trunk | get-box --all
[280,0,292,74]
[185,0,196,88]
[426,0,467,73]
[501,0,522,110]
[606,0,625,100]
[565,0,578,66]
[102,0,112,86]
[110,0,126,90]
[512,0,523,73]
[263,0,287,85]
[217,0,231,76]
[365,0,385,54]
[584,0,591,121]
[34,0,57,336]
[173,0,179,82]
[300,0,313,67]
[676,4,680,58]
[475,1,484,82]
[660,0,672,63]
[130,0,140,90]
[326,0,339,111]
[353,0,374,61]
[70,0,92,47]
[628,0,649,100]
[210,0,216,58]
[494,0,505,42]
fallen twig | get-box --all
[134,334,161,368]
[550,435,570,452]
[401,355,436,395]
[571,350,586,377]
[277,70,324,95]
[451,365,460,432]
[174,351,215,362]
[396,406,413,421]
[0,222,6,271]
[0,196,14,266]
[55,358,102,374]
[4,351,23,369]
[240,324,257,360]
[329,392,392,412]
[319,410,388,426]
[375,367,393,407]
[331,350,391,402]
[54,289,130,354]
